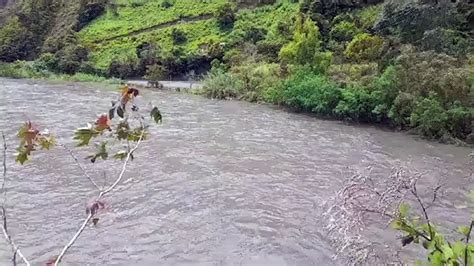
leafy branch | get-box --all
[0,85,162,265]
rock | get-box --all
[466,133,474,145]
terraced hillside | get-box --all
[78,0,299,74]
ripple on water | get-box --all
[0,78,471,265]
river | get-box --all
[0,78,472,265]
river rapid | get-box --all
[0,78,472,265]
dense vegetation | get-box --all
[0,0,472,143]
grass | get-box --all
[80,0,299,71]
[79,0,227,44]
[0,61,122,84]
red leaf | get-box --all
[95,114,111,131]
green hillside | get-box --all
[78,0,299,74]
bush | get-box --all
[279,16,322,66]
[201,70,242,99]
[344,33,384,62]
[232,63,280,102]
[33,53,59,73]
[161,0,174,9]
[56,44,89,74]
[280,69,342,115]
[335,85,384,122]
[410,94,448,139]
[171,28,187,44]
[145,64,167,82]
[330,21,360,42]
[394,45,471,105]
[388,92,416,128]
[446,104,473,139]
[216,3,236,28]
[0,17,35,62]
[327,62,378,86]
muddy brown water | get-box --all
[0,78,472,265]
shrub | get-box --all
[344,33,384,62]
[145,64,168,82]
[56,44,89,74]
[281,69,342,115]
[330,21,360,42]
[446,104,473,139]
[335,85,384,122]
[327,62,378,86]
[201,70,242,99]
[388,92,416,129]
[108,57,138,79]
[0,17,34,62]
[394,46,471,105]
[216,3,236,28]
[232,63,280,102]
[355,4,383,30]
[279,16,322,66]
[33,53,59,73]
[171,28,187,44]
[161,0,173,9]
[410,94,448,139]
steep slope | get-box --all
[78,0,299,76]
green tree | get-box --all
[344,33,384,62]
[279,15,332,73]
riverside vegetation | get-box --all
[0,0,472,143]
[0,0,473,264]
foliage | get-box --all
[334,85,384,122]
[171,28,187,44]
[354,4,383,30]
[56,44,89,74]
[330,21,360,42]
[409,93,449,139]
[200,69,242,99]
[0,17,34,62]
[344,33,384,62]
[231,62,280,102]
[145,64,168,81]
[279,16,322,66]
[215,3,236,28]
[394,46,471,105]
[393,200,474,266]
[80,0,227,44]
[279,68,342,115]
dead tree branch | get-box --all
[53,130,144,265]
[1,132,31,266]
[61,144,101,191]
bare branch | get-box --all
[61,144,101,191]
[54,130,144,265]
[465,220,474,265]
[1,132,31,266]
[411,180,433,240]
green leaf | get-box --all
[73,125,99,147]
[441,244,454,261]
[117,105,125,118]
[113,150,127,160]
[399,203,410,218]
[15,149,28,165]
[429,251,443,266]
[452,241,465,260]
[150,106,162,124]
[39,136,56,150]
[458,226,470,237]
[116,121,130,140]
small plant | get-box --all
[171,28,187,44]
[216,3,236,28]
[1,85,162,265]
[344,33,384,62]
